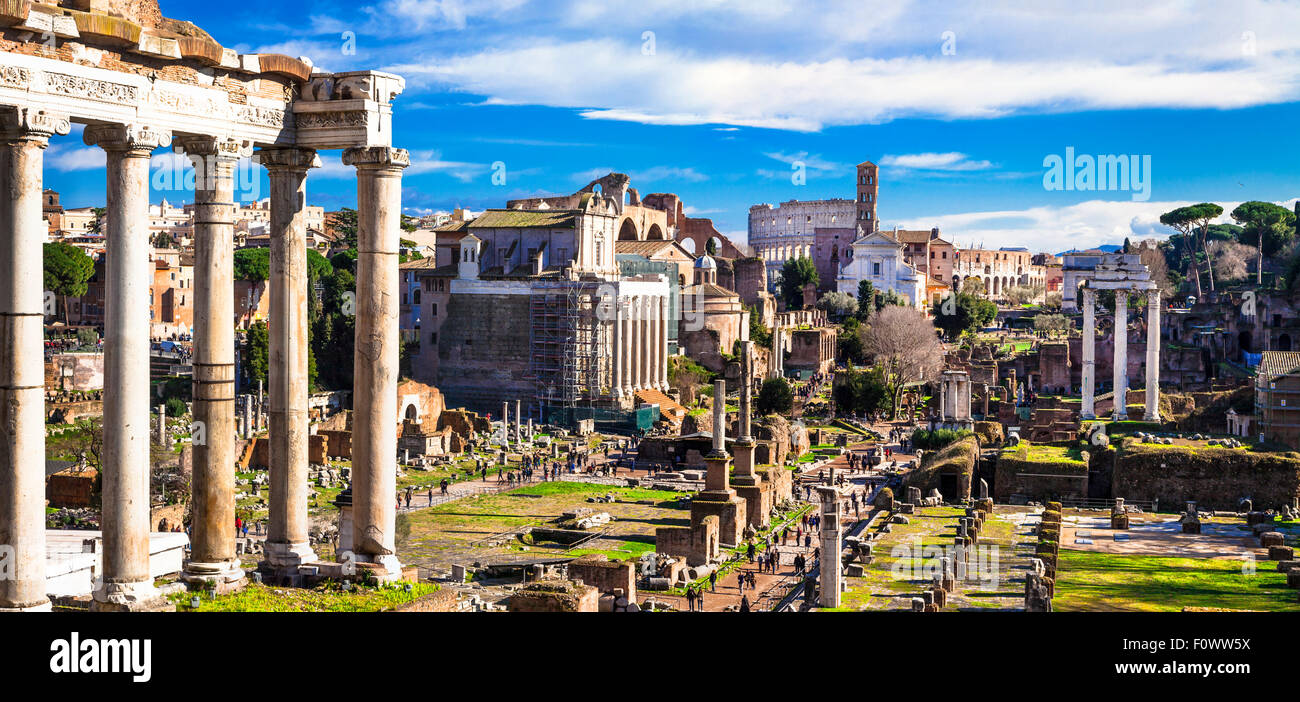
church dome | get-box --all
[694,255,717,270]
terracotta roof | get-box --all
[893,229,936,244]
[469,209,577,229]
[614,240,690,258]
[1258,351,1300,378]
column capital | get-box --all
[342,146,410,170]
[0,107,71,141]
[256,146,322,172]
[175,135,253,161]
[84,123,171,155]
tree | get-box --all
[43,242,95,324]
[833,367,889,416]
[756,378,794,415]
[233,247,271,281]
[1209,240,1252,283]
[1136,240,1176,299]
[1032,313,1072,337]
[1044,291,1063,310]
[816,291,858,320]
[747,306,772,348]
[839,317,865,365]
[856,280,876,321]
[862,305,944,419]
[1160,207,1202,296]
[1161,203,1223,294]
[960,277,986,296]
[330,208,360,249]
[1005,284,1044,306]
[779,257,819,310]
[1231,201,1296,285]
[931,292,996,340]
[241,321,270,387]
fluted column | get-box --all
[258,146,321,573]
[1081,287,1096,420]
[86,124,172,610]
[342,146,409,580]
[177,135,249,589]
[613,298,625,397]
[1145,291,1162,422]
[0,108,68,611]
[1113,291,1129,420]
[658,295,669,390]
[631,296,644,392]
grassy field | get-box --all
[1053,550,1299,612]
[169,582,442,612]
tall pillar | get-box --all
[1113,290,1129,420]
[1145,291,1162,422]
[640,297,651,392]
[342,146,409,580]
[733,341,758,483]
[86,123,173,611]
[621,298,633,397]
[258,146,321,575]
[1081,287,1096,420]
[658,295,669,391]
[514,399,522,444]
[0,108,68,611]
[817,486,842,609]
[648,298,660,392]
[613,298,625,397]
[706,378,731,492]
[177,135,248,591]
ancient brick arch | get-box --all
[618,217,641,241]
[646,223,665,240]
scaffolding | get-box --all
[529,281,610,422]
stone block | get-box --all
[1268,546,1294,561]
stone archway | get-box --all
[646,223,665,240]
[617,218,640,241]
[404,403,419,422]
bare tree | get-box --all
[860,305,945,419]
[1136,240,1176,299]
[1209,240,1252,283]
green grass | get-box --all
[1053,550,1298,612]
[170,582,441,612]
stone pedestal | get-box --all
[817,486,841,609]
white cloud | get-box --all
[383,0,1300,132]
[891,199,1261,254]
[46,145,104,172]
[880,152,994,171]
[372,0,530,31]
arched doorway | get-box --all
[1280,333,1293,352]
[646,223,665,240]
[403,404,419,422]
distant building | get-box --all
[836,230,927,308]
[1060,249,1109,310]
[1256,351,1300,449]
[951,246,1045,300]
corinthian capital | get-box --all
[0,107,72,140]
[175,135,254,161]
[342,146,410,170]
[255,147,322,172]
[83,123,172,155]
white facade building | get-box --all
[836,230,927,308]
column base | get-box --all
[0,599,52,612]
[91,580,175,612]
[259,541,319,571]
[1144,412,1161,422]
[1081,412,1096,420]
[181,560,249,595]
[356,553,404,583]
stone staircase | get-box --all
[634,388,688,426]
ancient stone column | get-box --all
[1081,287,1096,420]
[1145,291,1161,422]
[86,124,172,611]
[176,136,248,592]
[658,295,669,392]
[641,297,652,392]
[342,146,409,580]
[1113,290,1129,420]
[258,146,321,574]
[514,399,522,444]
[0,108,68,611]
[613,298,625,398]
[621,297,633,397]
[711,378,727,457]
[648,297,660,392]
[817,485,842,608]
[501,401,509,444]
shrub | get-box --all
[911,428,973,452]
[165,396,187,418]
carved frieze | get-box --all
[43,72,139,104]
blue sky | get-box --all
[43,0,1300,253]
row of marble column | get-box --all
[1080,287,1161,422]
[615,295,668,397]
[0,107,409,610]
